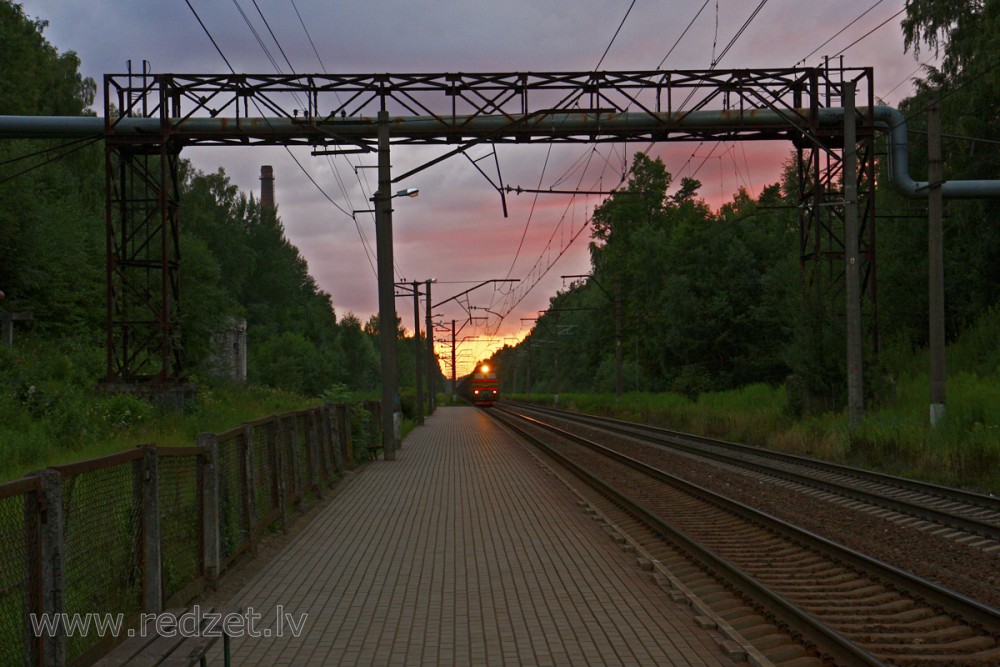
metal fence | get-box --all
[0,401,379,667]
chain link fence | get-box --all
[1,401,372,666]
[0,477,40,667]
[158,449,203,605]
[58,452,145,664]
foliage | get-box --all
[495,154,798,397]
[0,337,320,480]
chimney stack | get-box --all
[260,165,275,210]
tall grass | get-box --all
[0,337,318,482]
[513,366,1000,494]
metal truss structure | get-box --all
[103,66,875,384]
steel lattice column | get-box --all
[796,70,878,355]
[104,141,182,384]
[104,65,183,386]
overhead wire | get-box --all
[187,0,379,279]
[495,0,641,317]
[286,0,382,279]
[797,0,886,66]
[185,0,235,72]
[714,0,770,66]
[252,0,296,74]
[595,0,637,70]
[657,0,711,69]
[490,0,737,346]
[831,6,908,59]
[0,136,102,186]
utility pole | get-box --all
[614,280,623,399]
[521,318,537,393]
[843,81,864,432]
[374,109,398,460]
[928,103,946,426]
[425,278,435,415]
[451,319,457,402]
[411,281,424,426]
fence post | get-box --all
[240,424,258,554]
[326,404,344,473]
[198,433,221,587]
[307,411,324,499]
[271,420,287,533]
[319,405,334,482]
[336,404,354,466]
[140,446,162,613]
[286,414,303,506]
[35,470,65,667]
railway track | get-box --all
[489,405,1000,666]
[504,401,1000,549]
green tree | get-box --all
[0,1,103,339]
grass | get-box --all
[0,337,320,482]
[512,308,1000,494]
[512,371,1000,495]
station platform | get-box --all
[213,406,741,666]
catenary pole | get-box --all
[928,103,946,425]
[844,82,864,432]
[412,281,424,426]
[375,110,397,460]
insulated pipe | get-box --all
[2,107,998,199]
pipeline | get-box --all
[0,107,997,199]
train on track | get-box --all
[470,363,499,407]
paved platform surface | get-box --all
[215,406,738,666]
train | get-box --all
[470,363,500,407]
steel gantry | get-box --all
[95,67,884,391]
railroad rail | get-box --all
[504,401,1000,547]
[489,404,1000,666]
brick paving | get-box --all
[215,407,738,666]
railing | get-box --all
[0,400,381,667]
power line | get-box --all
[797,0,885,66]
[880,59,934,102]
[184,0,235,72]
[290,0,327,71]
[0,135,99,167]
[503,142,554,280]
[595,0,637,70]
[657,0,711,68]
[0,137,102,186]
[252,0,296,74]
[832,6,907,59]
[187,0,379,280]
[231,0,282,74]
[713,0,771,66]
[285,0,380,279]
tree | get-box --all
[0,1,103,338]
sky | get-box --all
[19,0,932,376]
